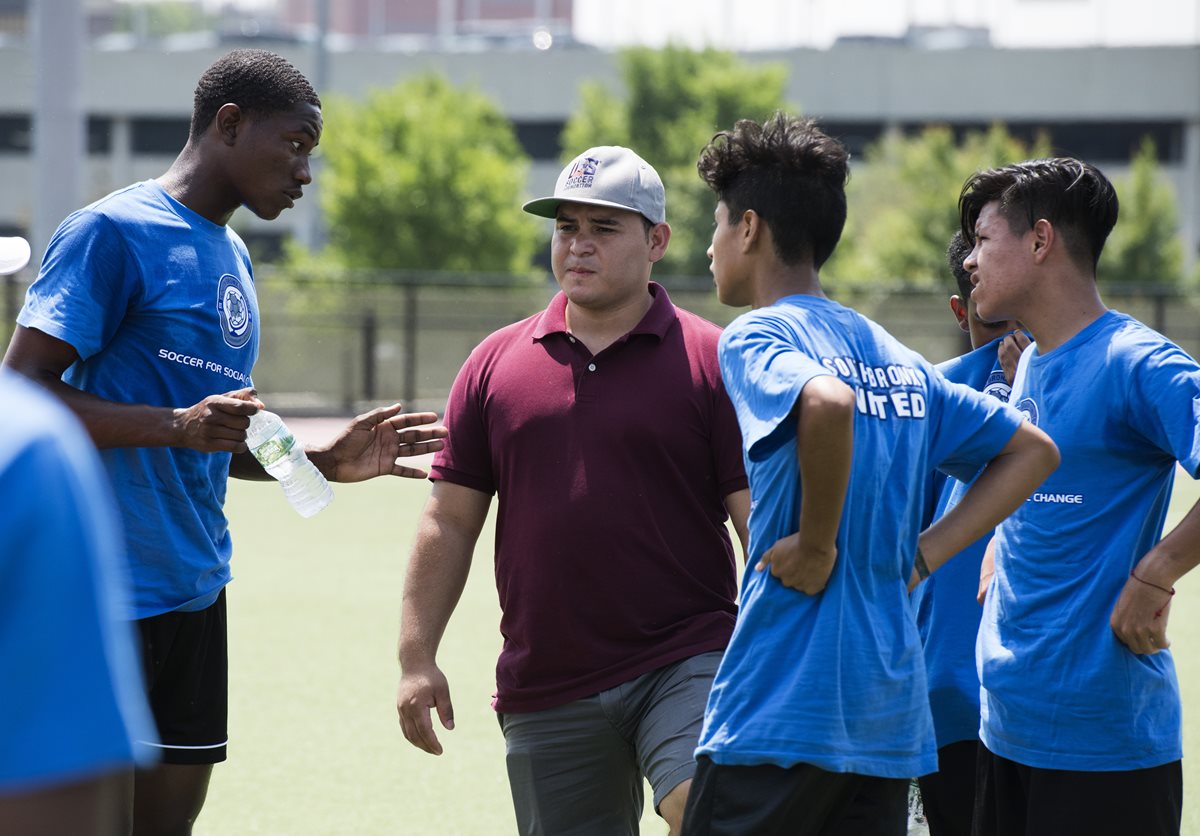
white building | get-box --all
[0,39,1196,267]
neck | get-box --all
[1021,273,1107,353]
[158,145,236,226]
[565,287,654,354]
[751,262,825,309]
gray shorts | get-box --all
[499,650,722,836]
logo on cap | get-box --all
[564,157,600,191]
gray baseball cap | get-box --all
[0,236,30,276]
[523,146,666,224]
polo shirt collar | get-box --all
[533,281,678,341]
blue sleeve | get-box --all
[1129,343,1200,477]
[718,313,833,460]
[16,209,140,359]
[0,411,157,788]
[926,369,1023,483]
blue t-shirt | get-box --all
[697,295,1023,778]
[911,335,1011,749]
[980,311,1200,771]
[0,369,158,791]
[17,180,260,617]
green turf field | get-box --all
[197,474,1200,835]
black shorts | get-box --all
[137,589,228,765]
[918,739,978,836]
[681,755,907,836]
[973,745,1182,836]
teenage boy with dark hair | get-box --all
[961,157,1200,836]
[3,49,446,834]
[679,113,1058,836]
[908,231,1023,835]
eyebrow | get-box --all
[557,213,621,228]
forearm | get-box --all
[1131,497,1200,587]
[4,325,182,448]
[24,376,183,449]
[920,423,1058,572]
[796,376,854,550]
[398,484,489,670]
[229,449,271,481]
[398,527,474,670]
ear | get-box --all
[949,296,970,332]
[1030,218,1054,265]
[213,103,244,147]
[647,221,672,263]
[741,209,762,254]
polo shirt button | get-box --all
[588,363,596,372]
[568,336,576,343]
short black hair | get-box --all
[190,49,320,139]
[958,157,1118,272]
[946,230,973,299]
[697,113,849,269]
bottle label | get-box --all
[255,432,296,466]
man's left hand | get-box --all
[314,404,447,482]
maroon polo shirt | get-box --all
[431,282,748,713]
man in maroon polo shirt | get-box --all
[395,146,750,835]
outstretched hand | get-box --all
[315,403,447,482]
[172,387,264,453]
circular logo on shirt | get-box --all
[1014,396,1039,426]
[217,273,253,349]
[982,369,1012,403]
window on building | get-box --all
[131,117,190,154]
[513,119,564,161]
[0,115,30,152]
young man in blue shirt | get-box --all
[3,51,445,834]
[679,114,1058,836]
[962,157,1200,836]
[909,231,1023,835]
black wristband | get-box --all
[914,545,931,580]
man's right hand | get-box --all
[396,665,455,755]
[171,387,263,453]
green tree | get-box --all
[826,124,1050,294]
[305,74,540,275]
[113,2,214,37]
[562,46,789,277]
[1100,137,1185,289]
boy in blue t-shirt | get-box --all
[678,114,1059,836]
[0,238,157,834]
[2,51,446,833]
[961,157,1200,836]
[909,231,1023,835]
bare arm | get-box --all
[758,375,856,594]
[3,325,260,451]
[915,421,1059,587]
[723,488,751,562]
[1110,495,1200,655]
[396,480,491,755]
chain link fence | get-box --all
[5,267,1199,416]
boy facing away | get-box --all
[679,114,1058,836]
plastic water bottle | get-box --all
[245,409,334,518]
